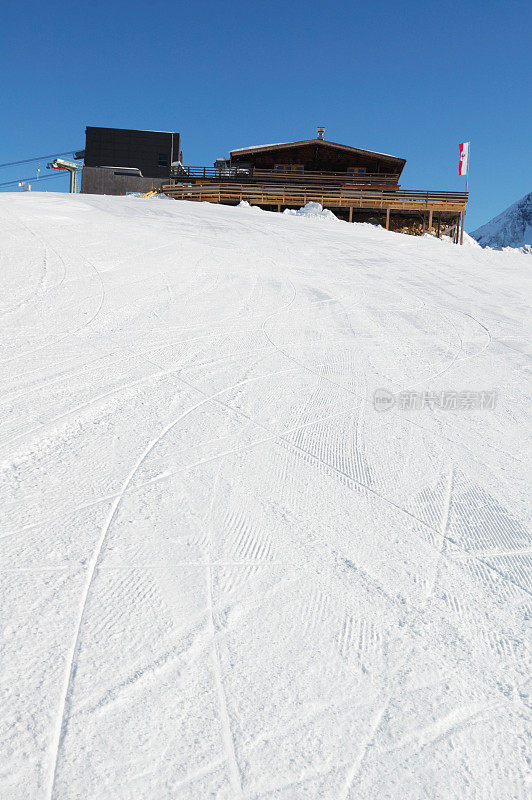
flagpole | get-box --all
[460,143,469,245]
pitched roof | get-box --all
[230,139,406,166]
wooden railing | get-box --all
[162,182,468,212]
[253,169,400,186]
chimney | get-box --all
[317,126,325,140]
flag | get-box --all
[459,142,470,176]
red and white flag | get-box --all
[459,142,470,176]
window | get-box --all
[274,164,304,173]
[158,153,168,168]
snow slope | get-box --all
[0,193,530,800]
[471,192,532,250]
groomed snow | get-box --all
[0,193,530,799]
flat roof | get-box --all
[99,166,142,172]
[86,126,178,135]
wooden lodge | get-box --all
[163,129,467,240]
[227,136,405,186]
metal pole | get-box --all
[461,144,470,244]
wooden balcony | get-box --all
[162,182,468,214]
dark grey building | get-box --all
[79,126,181,195]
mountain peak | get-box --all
[471,192,532,250]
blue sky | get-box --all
[1,0,530,229]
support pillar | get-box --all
[437,215,441,238]
[47,157,80,194]
[428,209,433,233]
[349,207,353,223]
[385,208,390,230]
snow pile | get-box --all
[471,191,532,250]
[440,230,481,248]
[460,230,482,247]
[283,201,339,221]
[0,193,529,800]
[237,200,262,212]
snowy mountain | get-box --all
[471,191,532,250]
[0,193,529,800]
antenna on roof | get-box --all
[317,127,325,140]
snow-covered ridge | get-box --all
[471,191,532,250]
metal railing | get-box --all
[171,166,245,179]
[170,165,401,185]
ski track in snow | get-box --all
[46,366,298,800]
[0,193,530,800]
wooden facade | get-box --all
[229,139,406,184]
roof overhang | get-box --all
[229,139,406,170]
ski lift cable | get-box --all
[0,150,81,170]
[0,172,67,189]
